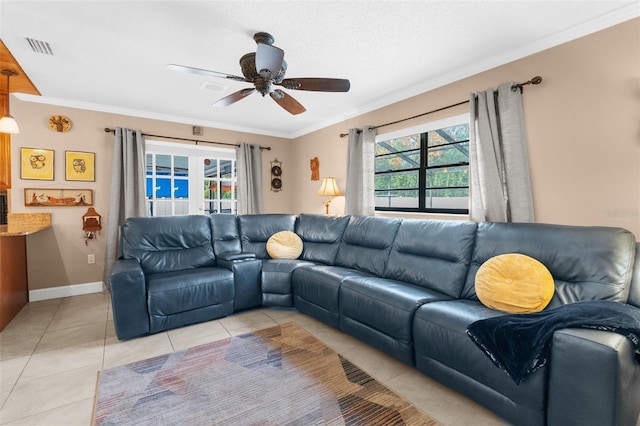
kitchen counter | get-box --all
[1,212,51,236]
[0,223,51,236]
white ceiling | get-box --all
[1,1,638,139]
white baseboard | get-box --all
[29,281,105,302]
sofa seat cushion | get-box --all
[339,276,452,365]
[146,267,234,316]
[292,265,371,328]
[261,259,315,307]
[413,300,547,421]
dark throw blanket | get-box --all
[466,300,640,385]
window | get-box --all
[145,141,237,216]
[374,114,469,214]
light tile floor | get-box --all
[0,292,506,425]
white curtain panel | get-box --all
[469,83,534,223]
[236,143,263,215]
[103,128,146,287]
[345,126,376,216]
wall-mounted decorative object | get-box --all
[82,207,102,244]
[310,157,320,181]
[65,150,95,181]
[24,188,93,207]
[48,115,72,133]
[20,147,54,180]
[270,159,282,192]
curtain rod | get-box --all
[339,75,542,138]
[103,128,271,151]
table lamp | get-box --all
[317,177,342,215]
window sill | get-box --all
[375,211,470,221]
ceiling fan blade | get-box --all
[212,88,256,107]
[277,78,350,92]
[270,89,306,115]
[255,43,284,78]
[167,64,247,82]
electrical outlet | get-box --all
[88,254,95,264]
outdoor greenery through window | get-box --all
[375,115,469,214]
[145,141,237,217]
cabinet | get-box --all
[0,234,27,330]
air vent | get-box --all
[199,81,227,94]
[24,37,54,55]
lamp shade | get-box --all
[256,43,284,77]
[0,115,19,134]
[317,177,342,197]
[1,69,19,134]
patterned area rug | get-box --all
[93,322,440,425]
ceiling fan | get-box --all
[168,32,350,115]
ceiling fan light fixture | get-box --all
[255,43,284,79]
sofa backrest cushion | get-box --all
[210,214,241,256]
[334,216,402,276]
[628,243,640,308]
[238,214,297,258]
[462,222,637,308]
[120,215,215,275]
[296,214,350,264]
[384,219,477,298]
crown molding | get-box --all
[12,93,293,139]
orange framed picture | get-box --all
[65,150,95,181]
[24,188,93,207]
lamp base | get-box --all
[322,199,332,215]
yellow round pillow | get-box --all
[266,231,303,259]
[475,253,554,313]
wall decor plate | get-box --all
[65,150,95,181]
[24,188,93,207]
[48,115,72,133]
[20,148,54,180]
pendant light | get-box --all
[0,69,19,134]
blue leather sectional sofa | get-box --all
[110,213,640,426]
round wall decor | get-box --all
[48,115,72,132]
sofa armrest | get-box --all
[217,252,256,262]
[548,328,640,426]
[109,259,149,340]
[217,257,262,311]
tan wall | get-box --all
[9,18,640,291]
[9,101,293,290]
[291,18,640,239]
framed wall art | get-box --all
[20,147,54,180]
[65,150,95,181]
[24,188,93,207]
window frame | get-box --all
[374,113,470,215]
[145,140,237,217]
